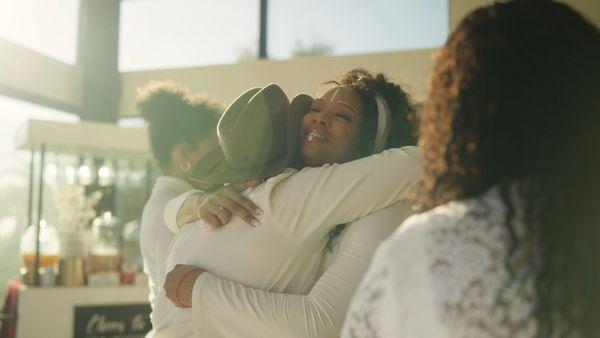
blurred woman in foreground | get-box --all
[343,1,600,337]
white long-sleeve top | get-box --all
[139,176,198,332]
[157,146,421,338]
[190,202,412,338]
[341,187,538,338]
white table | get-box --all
[16,285,150,338]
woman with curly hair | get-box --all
[155,69,421,338]
[343,1,600,337]
[136,81,222,334]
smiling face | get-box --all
[299,87,366,167]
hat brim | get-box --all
[188,144,263,185]
[189,87,261,185]
[262,93,313,176]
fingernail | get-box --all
[250,219,260,227]
[253,208,263,216]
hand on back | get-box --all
[197,179,263,230]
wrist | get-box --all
[176,268,203,307]
[179,193,207,225]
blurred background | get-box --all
[0,0,598,336]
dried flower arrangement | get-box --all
[55,185,103,231]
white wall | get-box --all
[119,48,435,116]
[0,39,81,108]
[450,0,600,28]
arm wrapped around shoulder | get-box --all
[268,146,422,243]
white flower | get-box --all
[54,184,103,230]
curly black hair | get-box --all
[137,81,223,169]
[419,1,600,336]
[322,68,417,248]
[324,68,417,157]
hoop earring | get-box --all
[180,160,192,172]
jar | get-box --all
[58,229,90,286]
[19,220,60,286]
[121,219,142,284]
[89,212,120,274]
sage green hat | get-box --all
[189,84,312,185]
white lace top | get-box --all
[341,188,539,338]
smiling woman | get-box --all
[300,69,416,167]
[300,87,365,167]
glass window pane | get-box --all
[0,0,80,64]
[0,96,78,294]
[119,0,259,71]
[268,0,449,59]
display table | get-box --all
[16,285,151,338]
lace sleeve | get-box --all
[341,214,443,338]
[343,191,539,338]
[425,198,538,338]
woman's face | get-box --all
[299,87,365,167]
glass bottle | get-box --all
[19,220,61,286]
[88,212,121,276]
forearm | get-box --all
[271,146,421,241]
[177,193,207,225]
[163,190,206,233]
[192,274,342,338]
[189,204,409,338]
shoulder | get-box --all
[341,203,413,243]
[380,200,465,254]
[379,191,507,266]
[298,146,422,181]
[262,146,422,193]
[255,167,298,189]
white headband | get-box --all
[372,93,391,153]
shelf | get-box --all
[15,119,149,156]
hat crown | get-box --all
[218,87,287,170]
[189,84,310,185]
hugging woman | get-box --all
[141,69,422,338]
[137,82,223,337]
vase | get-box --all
[58,229,90,286]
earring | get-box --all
[180,160,192,172]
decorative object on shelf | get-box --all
[121,219,143,284]
[58,230,89,287]
[19,220,60,287]
[15,119,153,288]
[54,184,104,286]
[88,212,121,286]
[55,184,103,231]
[98,159,115,187]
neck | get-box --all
[164,167,219,191]
[163,167,189,182]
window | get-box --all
[119,0,260,71]
[268,0,449,59]
[0,0,80,64]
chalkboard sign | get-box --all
[73,304,152,338]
